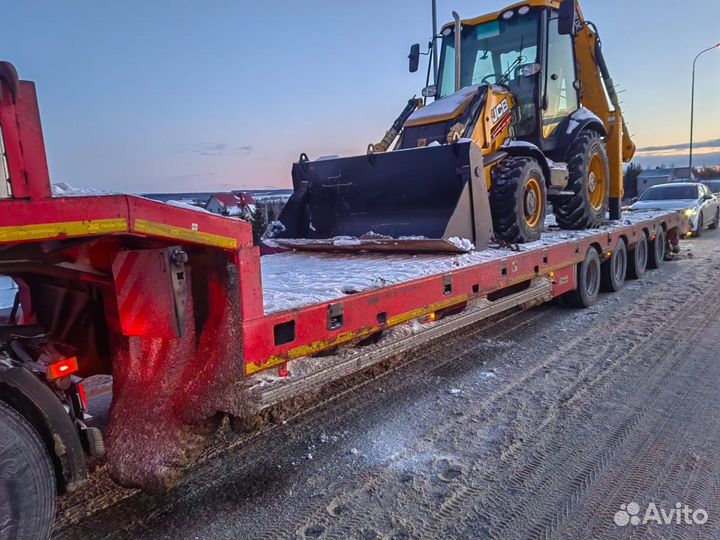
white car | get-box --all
[629,182,720,236]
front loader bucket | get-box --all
[272,141,493,253]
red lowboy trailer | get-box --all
[0,62,688,539]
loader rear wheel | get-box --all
[552,130,609,230]
[0,400,56,540]
[490,157,546,243]
[562,247,601,308]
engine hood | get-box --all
[404,85,484,127]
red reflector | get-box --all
[77,382,88,412]
[47,356,79,380]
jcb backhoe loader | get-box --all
[272,0,636,252]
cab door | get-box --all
[542,14,579,139]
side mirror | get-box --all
[408,43,420,73]
[558,0,577,35]
[422,84,437,98]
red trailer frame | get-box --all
[0,62,687,495]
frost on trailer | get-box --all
[262,210,669,314]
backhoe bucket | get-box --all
[272,141,493,253]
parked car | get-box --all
[629,182,719,236]
[701,179,720,196]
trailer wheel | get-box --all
[0,401,56,540]
[647,227,666,269]
[552,130,609,230]
[562,247,601,308]
[627,233,648,279]
[600,237,627,292]
[490,157,546,243]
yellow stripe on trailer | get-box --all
[0,218,128,243]
[133,219,238,249]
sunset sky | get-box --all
[2,0,719,193]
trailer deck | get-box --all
[260,210,678,315]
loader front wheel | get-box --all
[490,157,546,243]
[552,130,609,230]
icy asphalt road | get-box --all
[55,228,720,540]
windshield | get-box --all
[437,10,540,98]
[702,180,720,193]
[639,185,699,201]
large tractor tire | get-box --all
[0,401,56,540]
[490,157,546,243]
[552,130,609,230]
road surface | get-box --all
[54,228,720,540]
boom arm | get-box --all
[571,0,635,217]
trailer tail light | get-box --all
[77,382,88,412]
[47,356,79,380]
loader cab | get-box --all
[436,3,579,151]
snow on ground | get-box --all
[52,182,114,197]
[164,200,212,213]
[0,275,17,309]
[260,210,674,315]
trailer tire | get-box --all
[490,157,546,243]
[648,227,666,269]
[600,237,627,292]
[552,130,609,230]
[0,400,56,540]
[627,233,648,280]
[562,247,601,308]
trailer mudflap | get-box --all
[111,246,188,338]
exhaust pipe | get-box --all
[453,11,462,92]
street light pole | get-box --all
[689,43,720,174]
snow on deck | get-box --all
[260,210,674,315]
